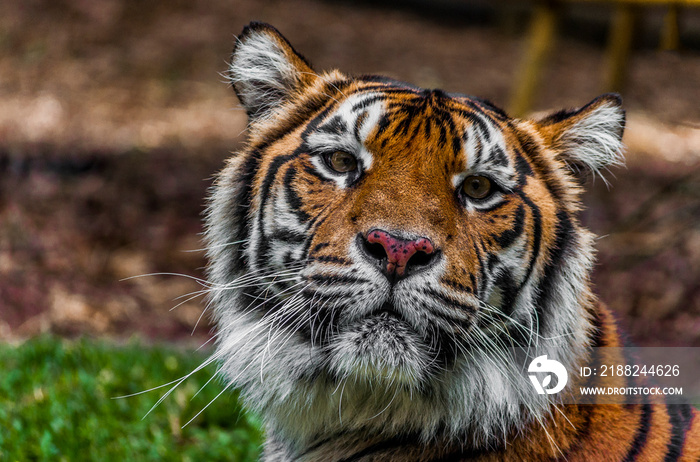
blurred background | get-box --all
[1,0,699,458]
[2,0,700,351]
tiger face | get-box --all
[206,23,624,451]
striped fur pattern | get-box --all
[204,22,699,461]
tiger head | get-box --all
[205,23,624,452]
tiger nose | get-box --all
[358,229,439,282]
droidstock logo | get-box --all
[528,355,568,395]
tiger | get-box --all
[204,22,700,461]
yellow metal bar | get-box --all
[509,3,559,117]
[660,4,681,50]
[603,4,638,92]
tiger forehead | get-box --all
[309,85,516,180]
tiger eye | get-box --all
[327,151,358,173]
[462,175,492,200]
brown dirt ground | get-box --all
[1,0,699,346]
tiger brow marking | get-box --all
[317,115,348,136]
[350,94,388,113]
[353,110,368,141]
[472,134,485,167]
[456,108,493,144]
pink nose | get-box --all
[366,229,435,278]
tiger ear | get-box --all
[535,94,625,178]
[229,22,316,120]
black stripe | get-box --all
[224,150,261,274]
[472,240,487,298]
[492,203,525,248]
[396,113,412,137]
[256,153,298,269]
[518,196,546,330]
[493,269,519,315]
[486,253,499,273]
[442,278,472,294]
[472,135,484,167]
[454,108,492,142]
[512,148,534,185]
[301,203,336,261]
[437,120,447,148]
[451,130,463,158]
[375,113,391,137]
[297,431,352,459]
[462,98,504,126]
[479,198,509,214]
[663,404,694,462]
[622,404,653,462]
[283,166,311,223]
[520,192,540,281]
[515,130,567,202]
[307,274,369,285]
[317,115,347,136]
[424,288,476,317]
[281,250,296,269]
[353,79,423,94]
[310,242,329,254]
[409,114,423,142]
[302,164,334,184]
[301,288,335,303]
[351,94,387,112]
[491,145,508,167]
[353,110,368,141]
[310,255,350,265]
[273,229,306,244]
[424,116,432,138]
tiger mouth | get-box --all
[357,306,411,341]
[353,302,418,340]
[368,302,406,322]
[324,300,437,385]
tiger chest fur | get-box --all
[204,22,700,462]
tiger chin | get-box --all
[204,22,700,461]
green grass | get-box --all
[0,336,263,461]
